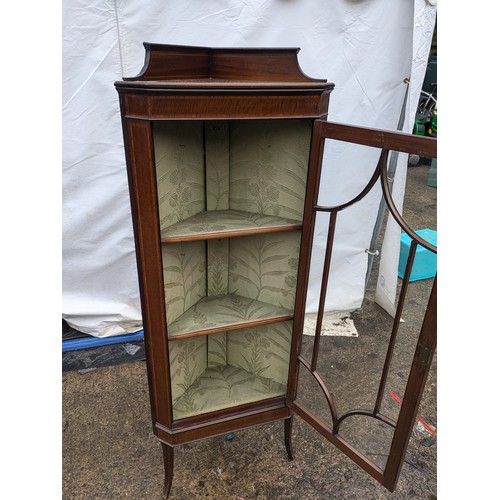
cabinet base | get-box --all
[159,415,293,498]
[156,398,289,445]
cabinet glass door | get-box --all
[289,120,437,491]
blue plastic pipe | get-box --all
[62,330,144,352]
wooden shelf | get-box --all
[161,209,302,243]
[172,364,287,420]
[167,294,293,340]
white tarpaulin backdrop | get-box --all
[62,0,436,337]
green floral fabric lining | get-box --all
[154,119,311,418]
[154,121,205,229]
[207,238,229,367]
[172,364,286,420]
[229,232,300,310]
[169,336,207,406]
[162,241,206,325]
[229,119,312,221]
[227,322,292,386]
[205,121,230,211]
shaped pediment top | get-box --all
[121,43,328,86]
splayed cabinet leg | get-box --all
[161,443,174,499]
[284,416,294,460]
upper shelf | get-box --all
[161,209,302,243]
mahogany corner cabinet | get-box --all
[115,43,437,498]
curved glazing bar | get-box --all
[297,355,338,423]
[313,149,388,213]
[332,410,397,435]
[380,158,437,254]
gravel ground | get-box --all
[63,162,437,499]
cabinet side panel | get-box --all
[169,336,208,406]
[162,241,206,325]
[163,240,208,405]
[153,121,205,229]
[226,321,292,386]
[229,119,312,221]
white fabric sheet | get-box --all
[62,0,436,337]
[375,0,437,316]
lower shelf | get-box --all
[172,364,287,421]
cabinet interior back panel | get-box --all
[207,238,229,367]
[205,121,230,211]
[154,118,312,420]
[226,321,292,386]
[204,122,230,367]
[229,119,312,221]
[228,232,301,310]
[153,119,313,231]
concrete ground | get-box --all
[62,161,437,499]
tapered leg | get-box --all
[284,416,294,460]
[161,443,174,499]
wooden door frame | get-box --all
[287,120,437,491]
